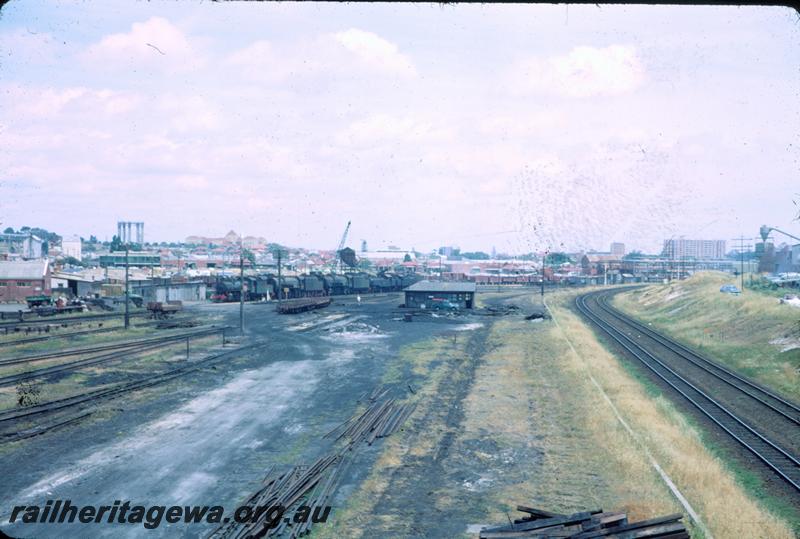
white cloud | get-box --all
[83,17,203,71]
[511,45,645,98]
[336,114,449,148]
[332,29,416,77]
[226,30,416,84]
[4,84,141,118]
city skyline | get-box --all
[1,3,798,253]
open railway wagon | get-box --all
[146,300,183,319]
[276,297,331,314]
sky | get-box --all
[0,2,798,254]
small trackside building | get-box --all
[0,259,50,303]
[403,280,477,310]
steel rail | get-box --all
[0,342,263,428]
[0,311,147,329]
[0,327,228,387]
[576,292,800,493]
[594,291,800,426]
[0,317,194,345]
[0,326,226,367]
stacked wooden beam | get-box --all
[480,505,689,539]
[208,386,416,538]
[325,393,416,446]
[208,456,345,539]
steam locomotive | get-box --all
[210,272,421,302]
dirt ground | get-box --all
[0,289,795,538]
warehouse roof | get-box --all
[0,259,49,280]
[404,280,477,293]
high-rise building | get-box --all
[662,239,726,260]
[610,242,626,256]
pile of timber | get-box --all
[480,505,689,539]
[325,386,416,446]
[208,386,416,538]
[209,457,343,539]
[276,297,331,315]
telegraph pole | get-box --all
[124,245,130,330]
[739,235,745,293]
[540,250,547,301]
[276,249,283,310]
[239,241,245,336]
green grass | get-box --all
[613,272,800,403]
[591,325,800,534]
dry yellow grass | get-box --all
[547,287,795,539]
[317,287,795,538]
[613,272,799,401]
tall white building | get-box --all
[662,239,726,260]
[61,235,82,260]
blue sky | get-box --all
[1,2,798,253]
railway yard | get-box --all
[0,281,798,538]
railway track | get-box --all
[0,317,197,345]
[0,341,264,442]
[0,327,229,387]
[0,326,227,367]
[0,311,148,331]
[576,289,800,494]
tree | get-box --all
[461,251,491,260]
[545,252,573,265]
[403,253,412,262]
[242,248,256,266]
[3,227,14,234]
[623,251,646,260]
[62,256,84,267]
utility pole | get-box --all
[739,235,745,293]
[276,249,283,311]
[124,245,130,330]
[239,242,245,336]
[540,250,547,302]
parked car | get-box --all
[719,284,741,295]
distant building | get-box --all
[403,280,476,309]
[0,259,50,302]
[61,235,82,260]
[185,231,265,247]
[361,250,415,262]
[0,232,44,259]
[581,254,622,275]
[662,239,726,260]
[610,242,626,256]
[99,252,161,267]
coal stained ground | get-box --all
[0,292,524,538]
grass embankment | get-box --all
[613,272,800,403]
[546,289,796,538]
[316,289,794,538]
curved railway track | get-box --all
[576,288,800,495]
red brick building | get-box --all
[0,260,50,303]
